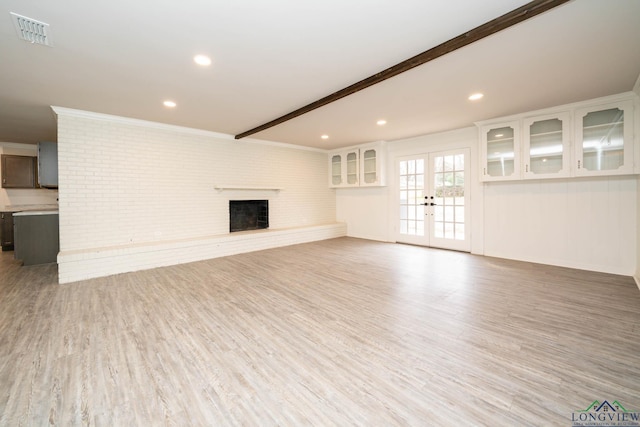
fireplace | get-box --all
[229,200,269,232]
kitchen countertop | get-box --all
[0,204,59,213]
[13,210,59,217]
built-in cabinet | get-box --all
[574,100,634,176]
[37,141,58,188]
[1,212,14,251]
[13,211,59,265]
[329,141,386,188]
[523,112,571,179]
[480,121,520,181]
[1,155,37,188]
[478,93,637,182]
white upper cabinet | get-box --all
[359,143,386,187]
[522,112,571,179]
[480,121,520,182]
[477,92,637,182]
[328,141,386,188]
[345,149,359,185]
[574,100,634,176]
[330,153,344,187]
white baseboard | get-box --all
[635,275,640,292]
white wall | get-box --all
[336,126,482,251]
[483,176,637,276]
[634,77,640,287]
[55,108,340,283]
[0,143,59,207]
[636,173,640,286]
[336,187,389,242]
[336,125,638,276]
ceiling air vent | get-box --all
[10,12,53,46]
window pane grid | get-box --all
[399,160,425,237]
[433,155,465,241]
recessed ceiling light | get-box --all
[321,135,329,140]
[495,133,503,138]
[163,100,177,108]
[194,55,212,66]
[468,93,484,101]
[377,119,387,126]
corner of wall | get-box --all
[637,174,640,291]
[633,72,640,97]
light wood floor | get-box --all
[0,237,639,426]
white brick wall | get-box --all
[55,109,340,283]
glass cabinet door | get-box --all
[346,151,358,185]
[482,122,520,180]
[362,149,377,184]
[523,113,570,179]
[576,101,633,175]
[331,154,342,186]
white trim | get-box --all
[635,275,640,292]
[50,106,327,153]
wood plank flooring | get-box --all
[0,237,639,426]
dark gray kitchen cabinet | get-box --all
[1,212,14,251]
[1,154,36,188]
[13,212,59,265]
[38,142,58,188]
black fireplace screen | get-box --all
[229,200,269,232]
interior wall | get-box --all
[336,126,481,248]
[336,122,637,276]
[0,143,59,207]
[483,176,637,276]
[336,186,389,242]
[55,110,336,253]
[637,174,640,285]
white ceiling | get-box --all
[0,0,639,150]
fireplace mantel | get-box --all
[214,185,282,191]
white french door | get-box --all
[396,148,470,252]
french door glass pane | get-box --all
[399,159,425,237]
[433,154,466,241]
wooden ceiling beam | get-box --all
[235,0,571,140]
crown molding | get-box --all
[50,106,327,153]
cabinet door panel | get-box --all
[362,149,377,184]
[574,101,634,176]
[523,112,571,179]
[330,154,343,187]
[1,155,36,188]
[480,122,520,181]
[1,212,14,250]
[346,151,359,185]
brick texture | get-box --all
[56,111,340,282]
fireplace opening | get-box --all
[229,200,269,232]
